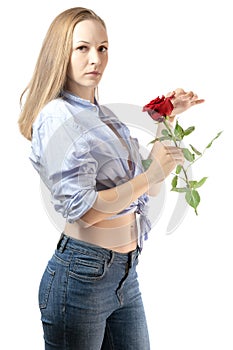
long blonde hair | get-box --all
[18,7,106,140]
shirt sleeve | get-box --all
[30,115,98,223]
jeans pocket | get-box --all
[70,256,106,282]
[39,265,56,309]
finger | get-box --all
[180,92,195,100]
[189,92,203,101]
[174,88,185,96]
[191,99,205,105]
[179,91,200,101]
[192,93,198,99]
[176,157,185,165]
[150,140,166,156]
[166,90,175,97]
[165,146,184,156]
[163,145,177,152]
[169,151,185,165]
[187,91,194,98]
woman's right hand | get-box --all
[146,141,184,184]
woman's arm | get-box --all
[78,141,184,227]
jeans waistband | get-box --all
[57,233,141,266]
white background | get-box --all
[1,0,232,349]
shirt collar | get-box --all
[61,90,96,106]
[61,90,104,118]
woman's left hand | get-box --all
[166,88,205,117]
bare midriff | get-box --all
[64,212,138,253]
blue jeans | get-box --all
[38,233,150,349]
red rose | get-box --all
[142,95,174,122]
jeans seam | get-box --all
[105,322,115,350]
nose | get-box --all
[89,48,101,66]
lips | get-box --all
[86,71,101,76]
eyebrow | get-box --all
[76,40,108,44]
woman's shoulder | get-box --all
[33,98,71,128]
[31,98,83,148]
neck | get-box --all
[78,89,95,104]
[65,80,95,103]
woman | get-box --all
[18,7,204,350]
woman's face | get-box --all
[66,19,108,101]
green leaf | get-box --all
[149,136,173,144]
[189,144,202,156]
[161,129,170,136]
[148,139,155,145]
[189,178,207,189]
[174,122,184,141]
[185,189,200,215]
[182,148,195,162]
[176,164,182,174]
[189,181,198,189]
[194,177,208,188]
[141,159,152,170]
[159,136,173,141]
[171,175,178,188]
[148,138,161,145]
[184,126,195,136]
[171,187,188,193]
[206,131,223,149]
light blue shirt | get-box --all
[30,90,151,247]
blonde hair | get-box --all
[18,7,106,140]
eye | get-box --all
[76,45,88,52]
[98,46,108,53]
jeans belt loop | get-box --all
[57,233,69,253]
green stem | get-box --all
[171,172,187,184]
[186,144,209,172]
[163,119,190,188]
[163,120,178,146]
